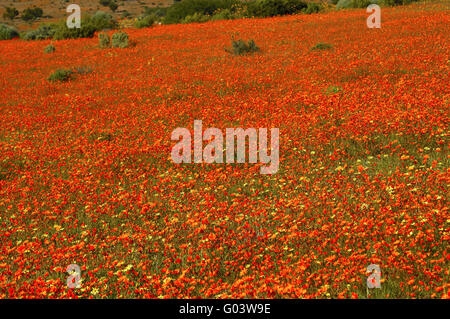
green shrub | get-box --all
[90,11,117,30]
[143,6,168,18]
[182,12,210,23]
[111,31,129,48]
[303,2,321,14]
[52,11,117,40]
[135,14,156,28]
[23,23,57,40]
[99,0,119,11]
[0,23,19,40]
[311,42,333,51]
[324,85,343,95]
[164,0,238,24]
[99,32,110,48]
[336,0,354,9]
[336,0,380,9]
[108,1,118,12]
[383,0,415,5]
[226,39,260,55]
[44,44,56,53]
[48,69,73,82]
[3,7,19,20]
[211,8,241,21]
[23,11,116,41]
[353,0,379,7]
[22,7,43,22]
[246,0,307,18]
[52,19,96,40]
[163,0,318,24]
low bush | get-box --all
[164,0,238,24]
[0,23,19,40]
[226,39,260,55]
[91,11,117,29]
[182,12,210,24]
[50,11,116,40]
[135,14,156,28]
[311,42,333,50]
[246,0,308,18]
[336,0,381,9]
[211,8,244,20]
[44,44,56,53]
[48,69,73,82]
[99,32,110,48]
[162,0,321,24]
[303,2,321,14]
[383,0,416,5]
[99,0,118,11]
[111,31,129,48]
[3,7,19,20]
[23,23,57,40]
[22,7,43,22]
[211,8,233,21]
[143,6,168,18]
[108,1,118,12]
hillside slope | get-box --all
[0,1,448,298]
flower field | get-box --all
[0,1,448,298]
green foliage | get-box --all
[98,32,110,48]
[303,2,321,14]
[99,0,118,11]
[22,10,117,41]
[383,0,415,5]
[246,0,308,18]
[226,39,260,55]
[211,8,233,21]
[44,44,56,53]
[0,23,19,40]
[3,7,19,20]
[53,11,116,40]
[108,1,118,12]
[23,23,57,40]
[182,12,210,24]
[162,0,321,24]
[336,0,380,9]
[336,0,354,9]
[52,19,96,40]
[324,85,343,95]
[143,6,168,18]
[311,42,333,50]
[164,0,239,24]
[334,0,416,9]
[135,14,156,28]
[21,7,43,22]
[111,31,129,48]
[90,11,117,30]
[48,69,73,82]
[211,7,245,21]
